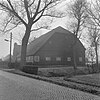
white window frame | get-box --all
[56,57,61,61]
[26,56,33,62]
[45,57,51,61]
[34,56,40,62]
[30,56,33,62]
[26,57,29,62]
[67,57,71,61]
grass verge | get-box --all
[2,69,100,96]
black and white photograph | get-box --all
[0,0,100,100]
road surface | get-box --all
[0,70,100,100]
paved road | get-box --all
[0,70,100,100]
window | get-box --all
[26,57,29,62]
[26,56,33,62]
[30,56,33,62]
[56,57,61,61]
[34,56,40,62]
[46,57,51,61]
[67,57,71,61]
[79,57,82,62]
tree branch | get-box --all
[38,1,52,14]
[31,26,48,32]
[0,1,27,26]
[2,16,13,32]
[28,0,35,7]
[0,22,20,33]
[33,10,44,24]
[7,0,15,11]
[32,0,41,21]
[24,0,30,21]
[42,14,64,18]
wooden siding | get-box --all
[31,32,85,66]
[74,41,85,66]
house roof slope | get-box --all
[26,26,85,56]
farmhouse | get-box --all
[13,26,85,66]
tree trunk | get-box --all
[95,44,99,71]
[71,35,78,72]
[72,45,77,72]
[20,26,31,70]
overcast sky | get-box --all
[0,0,69,59]
[0,0,93,60]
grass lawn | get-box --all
[2,66,100,96]
[38,66,89,77]
[64,73,100,87]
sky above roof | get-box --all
[0,0,68,59]
[0,0,93,59]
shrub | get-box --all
[8,62,20,69]
[22,65,38,75]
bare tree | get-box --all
[67,0,88,37]
[86,47,95,64]
[85,46,95,73]
[0,0,64,69]
[66,0,88,70]
[84,0,100,71]
[88,26,100,70]
[87,0,100,28]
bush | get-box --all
[22,65,38,75]
[8,62,20,69]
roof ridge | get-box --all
[27,28,55,56]
[24,26,85,56]
[27,26,76,56]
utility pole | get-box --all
[9,32,12,64]
[4,32,12,65]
